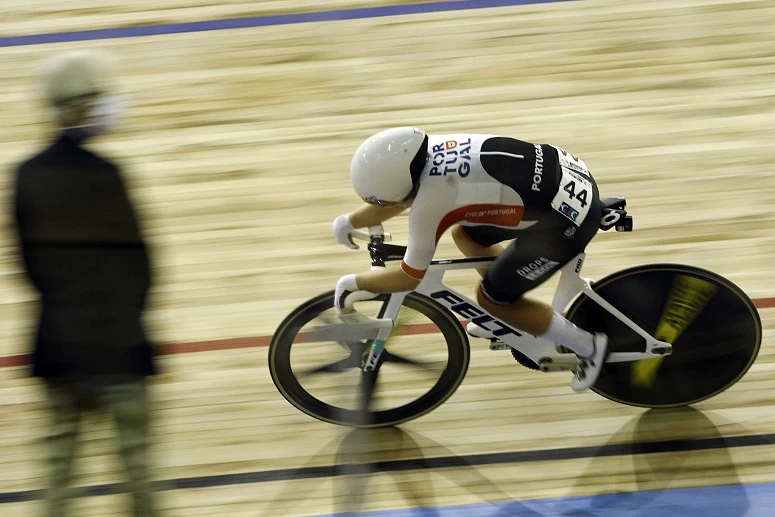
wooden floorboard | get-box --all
[0,0,773,515]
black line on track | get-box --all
[3,432,773,504]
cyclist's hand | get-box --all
[335,274,376,316]
[333,214,358,249]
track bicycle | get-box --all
[269,197,762,427]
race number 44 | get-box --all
[563,179,589,208]
[550,146,592,226]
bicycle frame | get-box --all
[368,252,673,372]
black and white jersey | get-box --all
[401,134,595,280]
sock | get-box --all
[540,311,595,358]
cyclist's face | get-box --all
[362,197,398,207]
[362,197,414,208]
[362,183,417,208]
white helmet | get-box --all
[350,127,429,205]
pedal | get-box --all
[489,342,511,351]
[538,355,578,373]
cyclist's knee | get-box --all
[477,282,517,310]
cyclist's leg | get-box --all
[476,192,602,356]
[451,225,514,278]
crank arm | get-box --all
[606,346,673,364]
[538,354,578,373]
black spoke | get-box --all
[381,351,440,370]
[312,312,384,352]
[359,370,380,413]
[296,357,360,377]
[295,341,371,378]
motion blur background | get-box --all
[0,0,773,515]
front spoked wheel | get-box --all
[269,291,470,427]
[567,264,762,408]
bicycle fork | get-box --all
[363,292,407,372]
[363,333,389,371]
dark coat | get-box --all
[13,133,155,378]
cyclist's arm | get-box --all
[349,186,441,294]
[355,204,444,293]
[348,204,407,228]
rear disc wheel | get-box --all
[566,264,761,408]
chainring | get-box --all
[510,347,541,371]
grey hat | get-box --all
[42,50,114,107]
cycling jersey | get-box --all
[400,134,601,303]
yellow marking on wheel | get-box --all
[631,275,717,388]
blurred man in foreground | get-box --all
[12,50,158,517]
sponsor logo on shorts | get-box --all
[563,227,576,238]
[517,257,560,281]
[559,201,579,221]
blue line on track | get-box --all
[321,482,775,517]
[0,0,573,48]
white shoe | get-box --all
[466,322,492,339]
[571,333,608,392]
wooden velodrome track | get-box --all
[1,0,774,515]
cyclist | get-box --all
[332,127,608,392]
